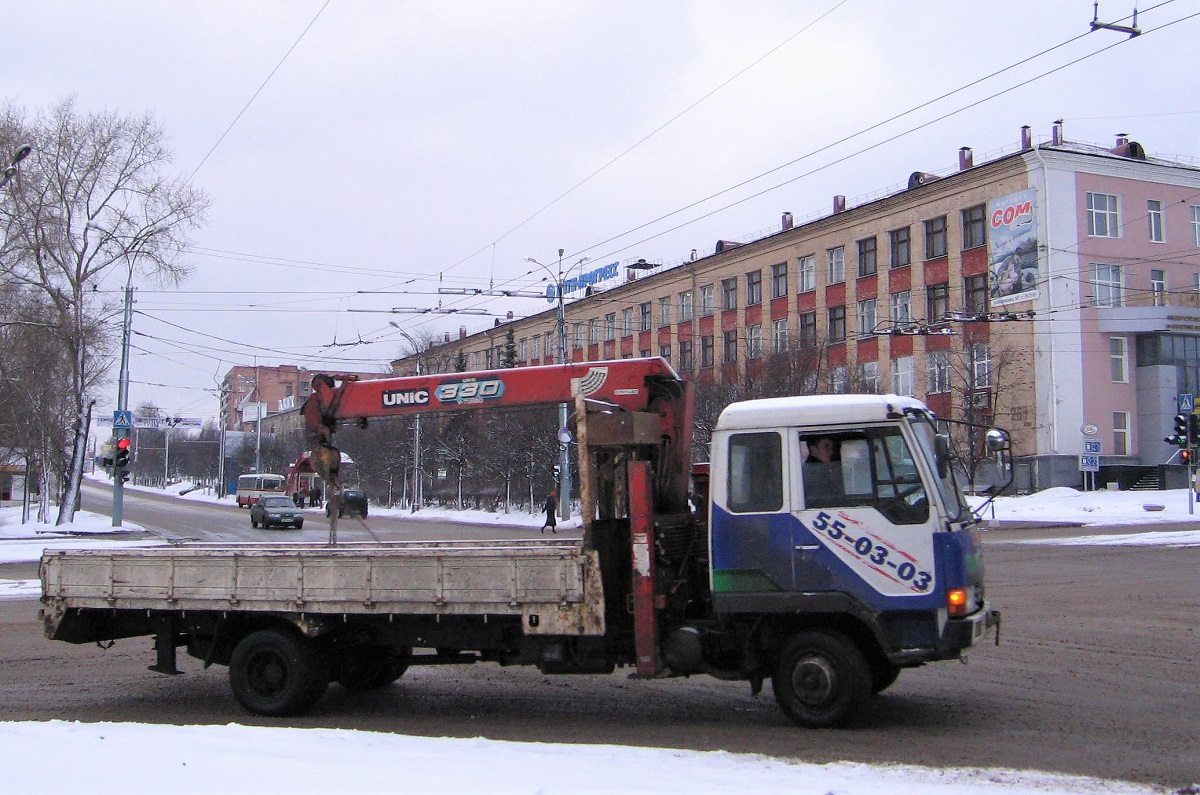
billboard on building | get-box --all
[987,188,1039,307]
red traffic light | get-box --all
[116,438,132,451]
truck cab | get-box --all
[699,393,1001,726]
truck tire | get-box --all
[229,629,330,716]
[334,645,409,691]
[772,630,870,728]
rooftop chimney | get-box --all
[833,195,846,214]
[1115,132,1129,147]
[1051,119,1063,146]
[444,332,450,343]
[782,212,794,231]
[958,147,973,171]
[506,310,513,320]
[459,325,467,339]
[1020,125,1032,151]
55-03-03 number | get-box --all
[808,510,932,592]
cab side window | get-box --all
[727,432,783,513]
[800,428,929,524]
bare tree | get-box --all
[0,99,208,523]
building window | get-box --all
[890,290,912,324]
[588,318,600,344]
[640,349,652,358]
[772,318,789,352]
[621,307,634,336]
[797,254,816,293]
[1151,269,1167,307]
[962,205,986,249]
[892,355,914,396]
[573,322,584,349]
[889,226,911,268]
[1148,199,1165,243]
[831,365,848,394]
[798,311,817,347]
[639,302,652,331]
[827,246,845,285]
[968,343,991,389]
[746,324,762,359]
[857,298,878,336]
[924,215,948,259]
[1090,263,1124,307]
[856,236,877,277]
[700,284,716,316]
[532,334,542,360]
[518,338,528,361]
[771,262,788,299]
[927,351,951,394]
[1113,411,1130,456]
[1086,192,1120,238]
[723,330,738,364]
[965,274,988,314]
[658,344,672,364]
[700,335,714,368]
[604,313,616,341]
[927,282,949,322]
[859,360,880,393]
[678,290,694,322]
[679,339,694,370]
[473,351,483,370]
[484,348,494,369]
[828,305,846,342]
[658,296,672,327]
[1192,206,1200,246]
[1110,337,1129,382]
[746,270,762,305]
[721,278,737,312]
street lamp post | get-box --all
[524,251,589,522]
[0,143,31,190]
[390,323,423,512]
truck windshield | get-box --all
[910,417,971,523]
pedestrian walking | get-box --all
[541,491,557,534]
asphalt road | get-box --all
[3,490,1198,789]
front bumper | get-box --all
[945,601,1000,652]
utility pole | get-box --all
[391,323,423,511]
[555,248,571,522]
[112,282,133,527]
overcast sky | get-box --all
[6,1,1198,422]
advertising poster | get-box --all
[987,188,1039,307]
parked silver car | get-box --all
[250,495,305,529]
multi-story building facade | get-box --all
[398,125,1200,490]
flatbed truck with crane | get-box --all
[39,358,1004,727]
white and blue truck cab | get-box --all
[668,393,1004,727]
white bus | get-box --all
[235,473,286,508]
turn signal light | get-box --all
[947,588,969,618]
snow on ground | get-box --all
[1,478,1193,793]
[0,721,1162,795]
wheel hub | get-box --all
[792,654,837,707]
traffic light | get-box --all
[114,437,132,469]
[1167,414,1190,447]
[1188,414,1200,446]
[1181,449,1192,466]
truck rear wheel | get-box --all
[772,630,870,728]
[229,629,330,716]
[334,645,409,691]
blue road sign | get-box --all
[1079,455,1100,472]
[1180,393,1195,413]
[1084,439,1101,454]
[113,410,133,429]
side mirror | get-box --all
[985,428,1009,453]
[934,433,951,479]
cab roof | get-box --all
[714,394,928,432]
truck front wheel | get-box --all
[229,629,330,716]
[772,630,870,728]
